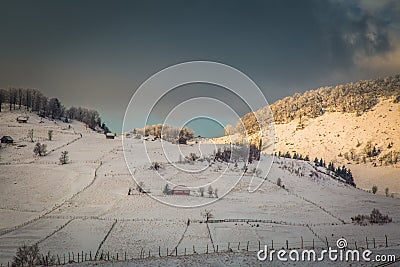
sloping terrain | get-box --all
[0,109,399,266]
[275,98,400,196]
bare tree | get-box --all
[199,187,205,197]
[372,185,378,194]
[208,185,213,197]
[27,129,34,142]
[59,151,69,164]
[202,209,213,222]
[0,88,5,112]
[48,130,53,141]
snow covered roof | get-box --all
[172,185,190,191]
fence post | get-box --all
[228,242,230,251]
[149,250,151,257]
[355,241,358,250]
[313,239,315,249]
[301,236,303,249]
[175,247,177,256]
[271,240,274,250]
[82,251,83,262]
[117,252,118,260]
[258,240,261,251]
[207,244,208,254]
[125,251,127,260]
[185,247,187,255]
[286,240,289,249]
[366,237,368,249]
[90,251,92,261]
[325,237,329,249]
[159,246,161,257]
[247,241,249,251]
[238,242,240,251]
[57,254,60,265]
[78,253,80,263]
[64,254,65,264]
[216,245,218,253]
[385,235,388,247]
[193,245,195,254]
[373,238,376,248]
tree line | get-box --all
[275,151,355,186]
[133,124,194,142]
[0,87,109,132]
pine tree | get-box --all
[163,184,170,195]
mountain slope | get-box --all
[275,98,400,196]
[217,75,400,196]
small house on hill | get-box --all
[16,116,28,123]
[106,133,116,139]
[171,185,190,195]
[1,136,13,144]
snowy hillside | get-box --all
[0,109,399,266]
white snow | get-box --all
[0,109,399,266]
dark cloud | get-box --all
[313,0,392,58]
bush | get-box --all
[385,187,390,197]
[33,142,47,156]
[352,208,392,225]
[186,153,199,162]
[11,244,55,267]
[12,244,40,267]
[150,162,161,170]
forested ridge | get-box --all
[229,74,400,135]
[269,74,400,124]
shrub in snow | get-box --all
[59,151,69,164]
[352,209,392,225]
[33,142,47,156]
[372,185,378,194]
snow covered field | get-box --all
[0,110,399,266]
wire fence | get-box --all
[1,232,399,266]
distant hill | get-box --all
[218,74,400,195]
[0,87,110,133]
